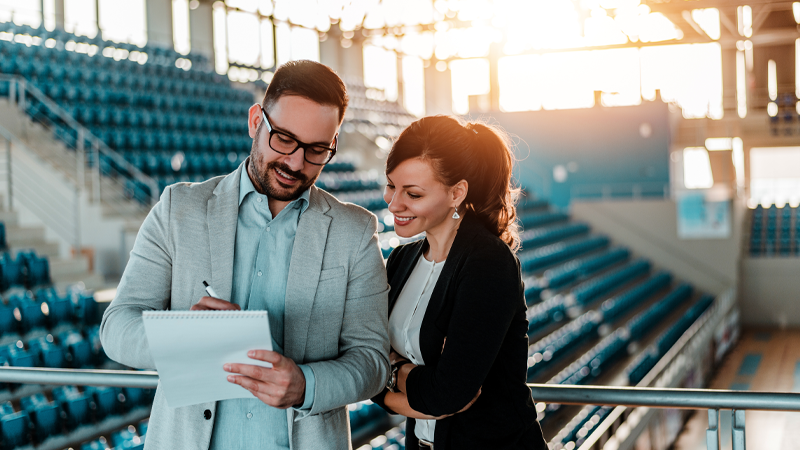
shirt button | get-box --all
[257,197,262,203]
[266,227,270,232]
[246,412,253,419]
[257,271,263,277]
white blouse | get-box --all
[388,254,445,444]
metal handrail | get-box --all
[0,74,159,208]
[0,366,784,450]
[0,367,796,412]
[0,366,158,389]
[526,384,800,412]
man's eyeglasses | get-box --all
[260,107,337,166]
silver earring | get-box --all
[452,206,460,220]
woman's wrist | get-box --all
[397,362,415,393]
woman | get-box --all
[371,116,547,449]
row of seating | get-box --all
[546,328,630,390]
[597,272,672,323]
[81,422,148,450]
[0,387,152,449]
[0,21,210,67]
[750,206,800,256]
[549,404,613,449]
[518,223,590,252]
[625,284,693,339]
[356,425,405,450]
[0,286,98,337]
[0,250,51,291]
[526,311,601,381]
[316,171,383,193]
[539,246,628,292]
[626,294,713,384]
[519,211,569,230]
[564,260,651,309]
[520,236,611,285]
[527,273,675,382]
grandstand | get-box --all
[0,0,796,449]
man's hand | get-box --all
[224,350,306,409]
[190,296,241,311]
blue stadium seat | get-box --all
[59,331,93,368]
[519,223,590,250]
[626,283,693,340]
[29,336,65,369]
[520,236,610,275]
[52,385,91,429]
[0,402,29,449]
[21,393,61,442]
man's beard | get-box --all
[249,138,318,202]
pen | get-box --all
[203,281,220,299]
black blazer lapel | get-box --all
[387,240,426,313]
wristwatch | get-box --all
[386,360,410,393]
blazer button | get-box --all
[204,409,212,420]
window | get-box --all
[98,0,147,46]
[750,147,800,207]
[0,0,42,28]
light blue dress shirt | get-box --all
[209,165,315,449]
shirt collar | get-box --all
[239,162,311,213]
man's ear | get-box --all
[248,103,262,139]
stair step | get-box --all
[10,241,60,258]
[53,272,105,291]
[0,210,18,227]
[49,256,90,277]
[5,226,46,245]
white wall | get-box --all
[739,258,800,327]
[570,199,743,296]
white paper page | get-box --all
[142,310,273,408]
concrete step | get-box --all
[49,256,90,278]
[0,210,19,227]
[5,226,46,246]
[53,272,106,291]
[10,241,60,259]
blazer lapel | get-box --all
[284,187,331,363]
[206,165,243,302]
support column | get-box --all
[146,0,173,48]
[189,1,214,61]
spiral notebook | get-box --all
[142,310,273,408]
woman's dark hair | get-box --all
[262,60,348,124]
[386,115,521,252]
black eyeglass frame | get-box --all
[259,107,338,166]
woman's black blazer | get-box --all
[372,213,546,450]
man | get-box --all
[100,60,390,450]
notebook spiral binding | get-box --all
[142,310,268,319]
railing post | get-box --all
[93,142,101,203]
[706,409,720,450]
[732,409,746,450]
[5,137,11,211]
[18,79,25,113]
[75,130,84,252]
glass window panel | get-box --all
[173,0,191,55]
[64,0,98,38]
[498,55,542,112]
[227,10,260,66]
[449,58,490,114]
[98,0,147,46]
[0,0,42,28]
[402,55,425,117]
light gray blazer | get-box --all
[100,162,390,450]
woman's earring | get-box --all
[452,206,460,220]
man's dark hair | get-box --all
[262,60,348,124]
